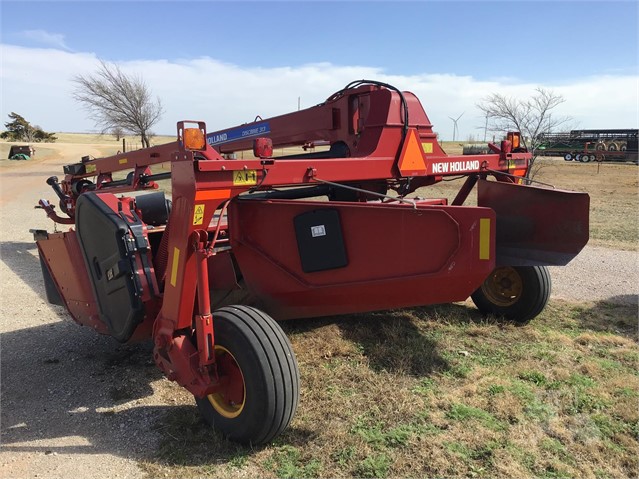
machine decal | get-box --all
[207,121,271,146]
[86,164,96,174]
[479,218,491,260]
[311,225,326,237]
[421,142,433,154]
[119,158,128,164]
[431,160,480,174]
[193,204,205,225]
[170,247,180,287]
[233,170,257,186]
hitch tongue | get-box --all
[36,198,74,225]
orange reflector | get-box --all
[194,189,232,201]
[507,132,521,149]
[398,129,427,176]
[184,128,206,150]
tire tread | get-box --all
[196,305,299,445]
[471,266,551,325]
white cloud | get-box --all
[1,44,637,141]
[19,30,71,51]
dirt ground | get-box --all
[0,146,637,478]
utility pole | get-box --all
[483,113,488,142]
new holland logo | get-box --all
[431,160,480,174]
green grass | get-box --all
[446,403,506,431]
[140,299,638,479]
[355,453,391,478]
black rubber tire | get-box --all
[471,266,551,325]
[563,154,572,161]
[195,305,300,445]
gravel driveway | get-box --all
[549,247,639,306]
[1,155,637,478]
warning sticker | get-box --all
[193,204,205,225]
[119,158,128,165]
[421,142,433,154]
[86,164,96,174]
[233,170,257,186]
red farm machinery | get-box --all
[32,80,590,444]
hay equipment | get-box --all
[32,80,589,444]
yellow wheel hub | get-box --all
[207,346,246,419]
[481,267,523,307]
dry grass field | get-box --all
[139,299,637,479]
[47,132,176,145]
[0,132,176,168]
[1,137,637,478]
[534,160,638,251]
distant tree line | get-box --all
[1,112,57,142]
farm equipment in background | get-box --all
[537,129,638,163]
[8,145,35,160]
[462,144,491,155]
[32,80,590,445]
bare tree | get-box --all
[477,88,571,179]
[72,61,163,148]
[111,126,124,141]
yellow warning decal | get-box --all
[508,159,516,169]
[479,218,491,260]
[86,164,96,174]
[193,204,205,225]
[233,170,257,186]
[119,158,128,165]
[421,142,433,154]
[170,247,180,287]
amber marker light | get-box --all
[184,127,206,150]
[508,132,521,149]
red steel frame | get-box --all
[33,83,586,398]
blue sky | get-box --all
[1,1,638,139]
